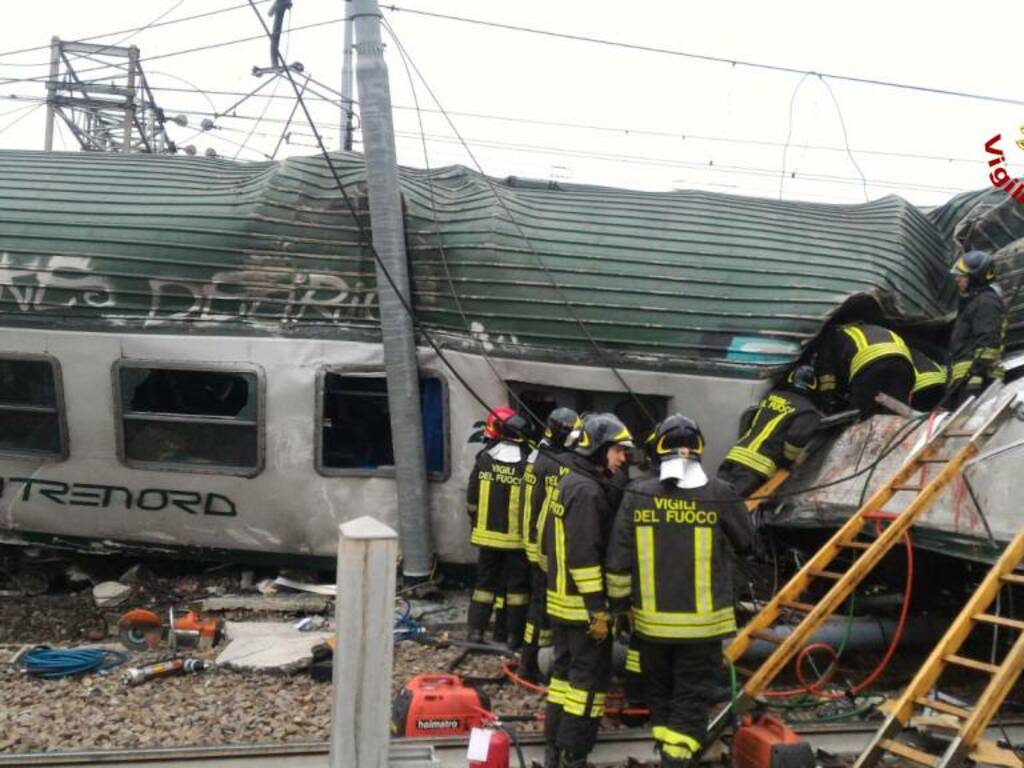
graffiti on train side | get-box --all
[0,252,378,325]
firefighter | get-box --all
[716,364,822,497]
[518,406,578,682]
[909,348,948,412]
[815,322,914,417]
[942,250,1006,409]
[542,412,634,768]
[466,407,531,647]
[607,414,754,768]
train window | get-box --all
[115,364,263,476]
[0,356,67,460]
[318,372,448,479]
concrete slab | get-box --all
[92,581,131,607]
[197,594,331,613]
[216,621,332,673]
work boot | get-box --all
[535,744,560,768]
[518,646,541,683]
[558,751,588,768]
[466,628,485,644]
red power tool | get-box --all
[391,674,492,737]
[118,607,225,651]
[732,714,815,768]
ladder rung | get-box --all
[750,629,784,645]
[945,654,1000,674]
[879,738,939,767]
[780,599,815,613]
[837,541,871,551]
[1001,574,1024,586]
[733,665,756,678]
[892,485,923,492]
[914,697,971,719]
[809,569,845,580]
[975,613,1024,631]
[944,429,996,438]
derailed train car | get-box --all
[0,149,1020,566]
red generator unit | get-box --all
[391,674,491,738]
[732,714,815,768]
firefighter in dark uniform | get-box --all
[542,413,634,768]
[909,348,948,412]
[942,250,1007,409]
[466,407,531,647]
[716,364,822,497]
[607,414,754,768]
[815,322,914,417]
[518,406,578,682]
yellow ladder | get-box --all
[745,469,791,513]
[704,393,1019,749]
[853,524,1024,768]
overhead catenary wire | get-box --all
[380,4,1024,108]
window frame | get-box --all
[0,353,69,462]
[315,365,450,481]
[112,359,266,478]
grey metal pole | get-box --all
[123,46,138,152]
[329,516,397,768]
[43,37,60,151]
[352,0,434,578]
[341,2,355,151]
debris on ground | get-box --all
[196,593,331,613]
[215,621,333,673]
[92,581,131,608]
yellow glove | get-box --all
[586,611,611,642]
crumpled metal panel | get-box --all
[0,150,963,375]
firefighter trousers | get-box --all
[715,461,768,498]
[468,547,530,646]
[545,622,612,758]
[640,638,720,761]
[849,358,914,417]
[523,565,551,648]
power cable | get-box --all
[818,77,869,202]
[0,102,43,136]
[67,0,187,64]
[779,74,812,200]
[381,5,1024,108]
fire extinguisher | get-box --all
[467,726,510,768]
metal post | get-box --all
[43,37,60,151]
[123,46,138,152]
[329,516,397,768]
[341,1,355,151]
[352,0,434,578]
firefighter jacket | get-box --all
[521,446,571,567]
[911,349,947,400]
[606,476,754,642]
[722,388,820,480]
[542,452,617,624]
[948,286,1006,388]
[466,442,528,550]
[816,323,912,397]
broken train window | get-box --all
[116,364,262,475]
[0,355,67,459]
[318,372,448,479]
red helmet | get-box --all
[484,407,517,440]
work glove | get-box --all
[586,611,611,642]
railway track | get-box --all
[4,722,1022,767]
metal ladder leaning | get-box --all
[853,523,1024,768]
[704,392,1019,750]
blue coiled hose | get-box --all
[16,646,128,678]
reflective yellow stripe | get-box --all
[563,686,606,718]
[494,596,505,610]
[783,442,801,462]
[508,482,522,541]
[547,677,568,706]
[470,529,524,549]
[633,606,737,640]
[521,480,536,546]
[694,527,713,615]
[477,477,491,532]
[570,565,604,594]
[818,373,837,393]
[546,591,589,622]
[913,370,947,392]
[725,445,776,476]
[977,346,1001,361]
[524,622,535,644]
[951,360,972,382]
[625,648,641,673]
[660,728,701,752]
[607,572,632,598]
[539,629,553,647]
[748,411,787,453]
[471,589,495,604]
[554,517,567,597]
[843,327,911,378]
[506,592,530,607]
[637,526,656,613]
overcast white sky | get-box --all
[1,0,1022,207]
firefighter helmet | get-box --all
[950,250,996,285]
[786,364,817,392]
[500,414,529,443]
[483,407,517,440]
[650,413,704,460]
[544,407,579,447]
[572,412,634,457]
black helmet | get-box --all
[950,250,996,286]
[786,364,817,392]
[499,414,530,443]
[544,407,579,447]
[572,412,634,457]
[650,413,704,461]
